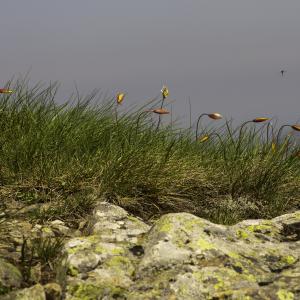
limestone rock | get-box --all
[2,201,299,299]
[60,202,300,299]
[0,258,22,295]
[44,282,62,300]
[1,283,45,300]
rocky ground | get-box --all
[0,201,299,299]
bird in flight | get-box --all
[280,70,287,76]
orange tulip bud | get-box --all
[150,108,170,115]
[0,89,13,94]
[208,113,223,120]
[198,135,210,142]
[291,125,300,132]
[252,117,269,123]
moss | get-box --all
[276,289,294,300]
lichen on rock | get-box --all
[59,202,300,299]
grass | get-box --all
[20,235,64,285]
[0,75,299,226]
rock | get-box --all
[29,263,42,284]
[50,220,72,237]
[1,283,45,300]
[90,201,150,243]
[31,220,77,238]
[60,203,300,299]
[44,282,62,300]
[2,202,299,299]
[0,258,22,295]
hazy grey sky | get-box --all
[1,0,300,126]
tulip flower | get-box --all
[291,125,300,132]
[161,85,169,100]
[276,124,300,144]
[195,112,223,140]
[238,117,270,138]
[235,117,270,157]
[149,108,170,115]
[116,93,125,104]
[207,113,223,120]
[198,135,210,142]
[253,117,270,123]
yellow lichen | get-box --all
[281,255,296,265]
[183,218,204,231]
[94,245,105,254]
[159,220,173,233]
[42,227,53,234]
[195,238,215,250]
[247,224,272,233]
[214,278,225,290]
[111,247,125,255]
[236,229,249,239]
[227,251,240,259]
[244,273,256,283]
[68,265,79,276]
[69,282,126,300]
[126,215,142,224]
[276,289,294,300]
[104,256,134,275]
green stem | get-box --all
[195,113,208,141]
[156,97,166,131]
[235,120,253,156]
[276,124,290,145]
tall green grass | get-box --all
[0,77,299,225]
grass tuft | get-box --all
[0,76,299,225]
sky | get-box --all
[1,0,300,128]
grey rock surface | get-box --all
[1,283,45,300]
[60,202,300,300]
